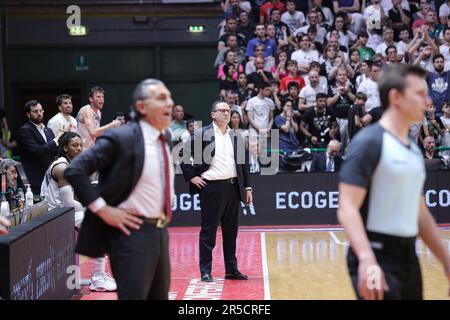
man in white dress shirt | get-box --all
[65,79,175,300]
[47,94,77,136]
[180,101,253,282]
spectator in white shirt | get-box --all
[281,0,305,34]
[357,63,382,112]
[246,82,275,137]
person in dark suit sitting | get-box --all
[310,139,343,172]
[180,101,253,283]
[64,79,175,300]
[17,100,61,194]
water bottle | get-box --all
[17,188,25,212]
[25,184,34,210]
[0,193,10,217]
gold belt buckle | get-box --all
[156,218,167,228]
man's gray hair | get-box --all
[130,79,164,120]
[132,79,164,105]
[1,158,18,171]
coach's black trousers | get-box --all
[347,231,422,300]
[108,223,170,300]
[199,179,241,275]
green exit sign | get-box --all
[75,55,89,71]
[188,25,206,33]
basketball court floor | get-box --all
[74,226,450,300]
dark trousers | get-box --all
[347,232,422,300]
[199,179,241,274]
[108,223,170,300]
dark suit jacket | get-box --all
[180,123,251,202]
[310,152,343,173]
[64,121,147,257]
[17,121,58,193]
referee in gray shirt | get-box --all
[338,64,450,300]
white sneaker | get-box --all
[89,272,117,292]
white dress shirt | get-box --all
[89,120,175,219]
[201,122,237,181]
[32,122,48,142]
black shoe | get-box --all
[201,273,213,282]
[225,271,248,280]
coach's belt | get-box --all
[207,177,236,184]
[141,217,168,228]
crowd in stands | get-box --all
[214,0,450,171]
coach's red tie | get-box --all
[159,133,172,223]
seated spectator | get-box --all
[219,64,239,97]
[246,82,275,137]
[245,43,275,74]
[47,94,77,136]
[440,27,450,71]
[270,50,289,81]
[327,66,356,148]
[327,14,357,50]
[291,34,321,75]
[304,61,328,93]
[260,0,286,24]
[224,90,247,125]
[357,63,382,112]
[236,72,256,107]
[217,50,244,81]
[180,119,199,144]
[281,0,306,34]
[320,44,339,78]
[355,59,371,89]
[237,11,254,44]
[409,116,429,146]
[247,57,275,90]
[299,69,327,111]
[311,0,334,28]
[440,102,450,150]
[275,99,300,154]
[408,34,436,72]
[422,135,446,170]
[246,23,278,59]
[310,139,343,172]
[349,49,361,79]
[279,60,306,95]
[248,134,261,173]
[327,49,355,82]
[292,10,327,44]
[229,110,249,141]
[170,104,187,142]
[388,0,412,41]
[214,34,247,68]
[351,31,376,61]
[422,102,446,144]
[300,93,338,148]
[1,158,24,196]
[281,82,301,115]
[221,0,243,20]
[218,17,247,51]
[427,54,450,115]
[347,92,368,141]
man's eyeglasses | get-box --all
[214,108,231,114]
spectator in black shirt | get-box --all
[388,0,412,41]
[327,66,356,148]
[237,11,254,44]
[348,92,368,140]
[220,64,239,98]
[247,56,275,90]
[422,102,446,143]
[300,93,338,147]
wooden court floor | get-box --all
[264,229,450,300]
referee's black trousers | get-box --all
[108,222,170,300]
[199,179,241,275]
[347,232,422,300]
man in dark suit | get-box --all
[64,79,175,300]
[180,101,253,282]
[17,100,60,194]
[310,139,343,172]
